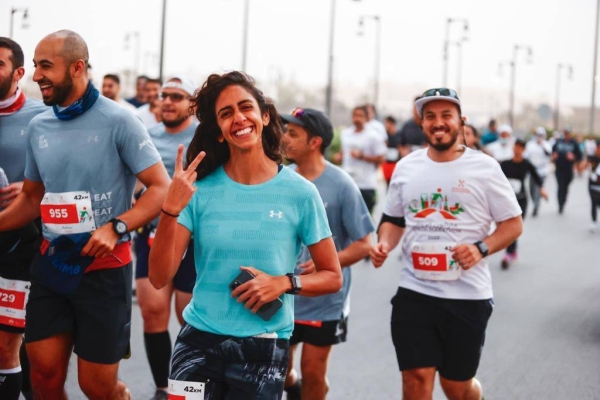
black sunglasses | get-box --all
[160,92,188,102]
[421,88,460,101]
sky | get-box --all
[2,0,598,119]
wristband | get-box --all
[161,208,179,218]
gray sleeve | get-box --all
[116,112,163,175]
[24,123,41,182]
[340,178,375,241]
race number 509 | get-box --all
[411,252,446,271]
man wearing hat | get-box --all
[135,76,198,400]
[525,127,552,216]
[371,88,523,399]
[552,127,583,214]
[485,124,515,162]
[280,108,374,400]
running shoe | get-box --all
[284,379,302,400]
[150,390,168,400]
[501,255,510,270]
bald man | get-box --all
[0,30,170,399]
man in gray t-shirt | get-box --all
[280,108,375,400]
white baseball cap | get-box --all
[162,75,197,97]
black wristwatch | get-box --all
[285,273,302,295]
[109,218,128,238]
[474,241,489,258]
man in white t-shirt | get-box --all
[101,74,136,112]
[365,103,388,142]
[135,78,162,128]
[525,127,552,216]
[485,124,515,162]
[371,88,523,400]
[338,105,387,213]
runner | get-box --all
[280,107,374,400]
[102,73,136,111]
[500,139,548,269]
[365,103,388,142]
[148,71,342,399]
[0,36,47,400]
[135,76,198,400]
[397,97,426,157]
[480,119,498,146]
[462,123,482,150]
[552,127,583,214]
[382,116,402,186]
[126,75,148,108]
[135,78,162,128]
[338,106,387,214]
[485,124,515,162]
[0,30,170,399]
[371,88,523,400]
[524,127,552,217]
[586,141,600,232]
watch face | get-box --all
[116,221,127,234]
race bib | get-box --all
[168,379,205,400]
[0,277,30,328]
[508,178,522,194]
[40,191,96,235]
[411,242,460,281]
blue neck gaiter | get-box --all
[52,81,100,121]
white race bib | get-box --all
[40,191,96,235]
[508,178,522,194]
[411,242,460,281]
[0,277,30,328]
[168,379,205,400]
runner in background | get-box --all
[397,97,426,157]
[485,124,515,162]
[371,88,523,400]
[102,73,136,111]
[365,103,388,142]
[586,141,600,232]
[462,124,482,150]
[500,139,547,269]
[480,119,498,146]
[382,116,402,186]
[126,75,148,108]
[280,107,374,400]
[0,36,47,400]
[525,127,552,217]
[552,127,583,214]
[135,76,198,400]
[135,78,162,128]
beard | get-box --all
[162,115,188,128]
[0,73,14,100]
[426,127,459,151]
[39,71,74,106]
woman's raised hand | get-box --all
[162,145,205,215]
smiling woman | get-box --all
[147,71,342,399]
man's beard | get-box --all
[163,115,188,128]
[426,127,459,151]
[0,73,14,100]
[40,72,74,106]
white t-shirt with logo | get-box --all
[341,126,387,190]
[383,148,522,300]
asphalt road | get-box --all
[55,171,599,399]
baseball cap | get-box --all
[162,75,197,97]
[415,88,461,117]
[280,108,334,148]
[498,124,513,135]
[535,127,547,136]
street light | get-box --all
[449,38,467,94]
[358,14,381,109]
[325,0,361,118]
[508,44,533,127]
[9,8,29,39]
[124,31,141,77]
[443,18,468,87]
[158,0,167,81]
[554,63,574,130]
[241,0,249,71]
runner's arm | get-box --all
[0,179,45,231]
[484,215,523,256]
[148,218,191,289]
[371,221,405,268]
[338,234,372,267]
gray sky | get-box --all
[2,0,597,113]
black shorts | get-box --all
[390,288,493,381]
[25,259,132,365]
[134,227,196,293]
[289,317,348,347]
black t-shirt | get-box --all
[500,159,542,200]
[385,132,402,162]
[397,119,426,147]
[125,97,146,108]
[552,138,582,170]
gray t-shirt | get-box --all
[0,98,48,183]
[294,162,375,321]
[25,96,162,242]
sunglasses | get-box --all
[160,92,189,102]
[421,88,460,101]
[291,107,305,118]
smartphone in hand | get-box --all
[229,270,283,321]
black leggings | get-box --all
[590,188,600,222]
[507,197,527,255]
[556,169,574,209]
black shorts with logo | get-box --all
[289,316,349,347]
[390,287,493,381]
[25,257,132,365]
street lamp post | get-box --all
[325,0,361,118]
[158,0,167,81]
[554,63,573,130]
[508,44,533,127]
[443,18,468,87]
[449,39,466,94]
[591,0,600,135]
[124,31,141,77]
[358,15,381,109]
[241,0,249,71]
[9,8,29,39]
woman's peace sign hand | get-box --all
[162,145,205,215]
